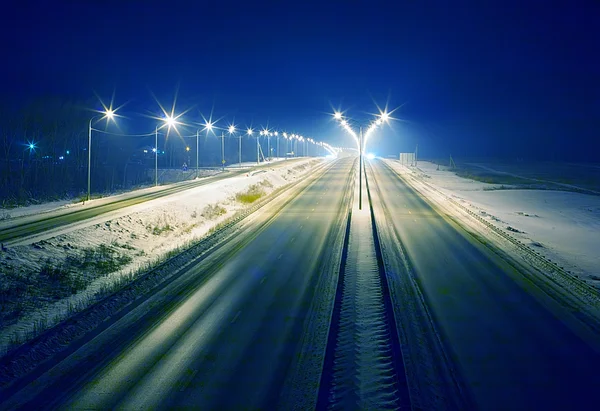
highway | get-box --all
[3,155,600,410]
[1,157,355,410]
[367,159,600,410]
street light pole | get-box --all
[239,134,242,168]
[196,129,199,178]
[246,128,253,167]
[257,133,260,165]
[333,110,391,211]
[359,126,363,210]
[155,126,158,186]
[221,132,225,171]
[267,133,271,162]
[87,110,115,201]
[87,117,94,201]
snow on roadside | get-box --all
[0,169,221,224]
[0,158,323,352]
[384,160,600,285]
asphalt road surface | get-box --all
[367,159,600,410]
[2,157,354,410]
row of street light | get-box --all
[332,109,392,209]
[87,106,338,201]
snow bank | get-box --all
[0,158,323,352]
[384,160,600,285]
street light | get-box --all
[154,114,178,186]
[87,108,115,201]
[260,128,271,162]
[259,129,268,165]
[333,113,363,209]
[220,131,226,171]
[229,124,242,168]
[292,134,298,157]
[265,131,270,161]
[333,109,391,210]
[201,118,216,171]
[246,127,255,165]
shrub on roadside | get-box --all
[235,184,265,204]
[201,204,227,220]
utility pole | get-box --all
[256,134,260,165]
[221,132,225,171]
[359,126,363,210]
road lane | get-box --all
[6,157,354,410]
[140,158,354,410]
[368,159,600,410]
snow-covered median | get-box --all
[0,158,323,352]
[384,160,600,287]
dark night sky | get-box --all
[2,0,599,160]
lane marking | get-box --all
[231,310,242,324]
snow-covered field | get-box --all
[0,158,323,352]
[384,160,600,287]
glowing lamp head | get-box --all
[366,153,375,160]
[283,132,288,138]
[247,128,253,136]
[334,111,343,120]
[164,115,176,128]
[274,131,278,136]
[380,111,390,122]
[228,125,236,134]
[105,109,115,120]
[186,146,190,152]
